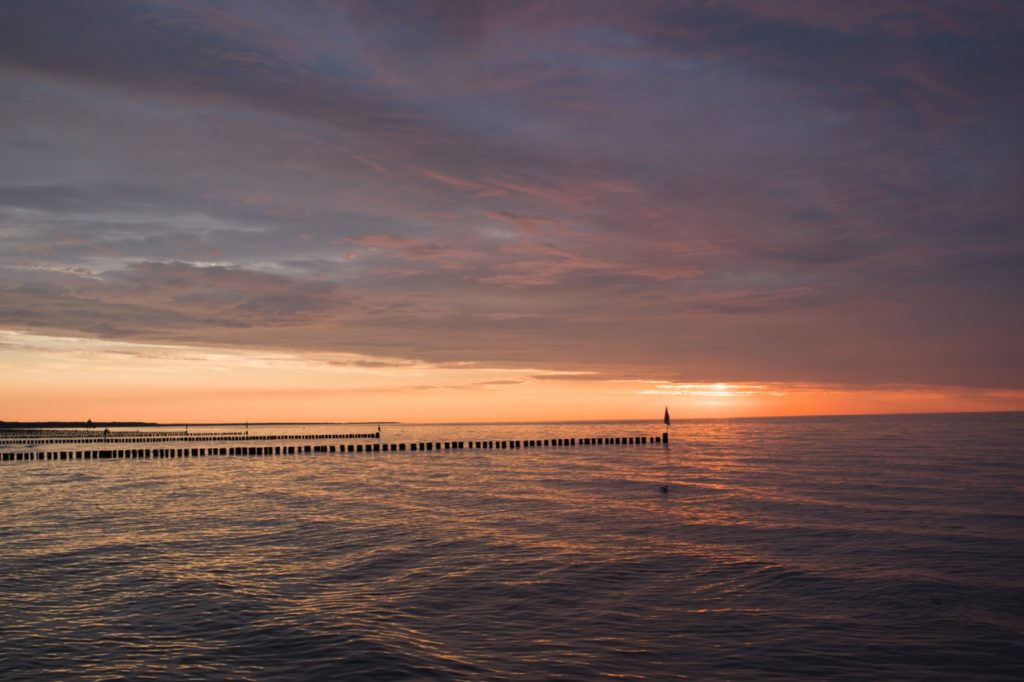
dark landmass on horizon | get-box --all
[0,421,400,429]
[1,421,159,429]
[3,413,1022,431]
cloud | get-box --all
[0,0,1021,392]
[595,0,1024,126]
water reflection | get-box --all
[3,415,1023,680]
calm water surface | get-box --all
[2,413,1023,680]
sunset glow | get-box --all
[3,330,1021,423]
[1,2,1022,422]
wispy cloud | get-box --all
[0,0,1021,400]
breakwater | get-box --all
[1,433,667,462]
[0,431,380,447]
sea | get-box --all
[2,412,1022,680]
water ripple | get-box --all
[2,414,1023,680]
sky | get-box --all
[1,0,1023,423]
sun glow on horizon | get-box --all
[1,331,1022,424]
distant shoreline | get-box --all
[0,421,400,429]
[0,421,159,429]
[1,411,1022,430]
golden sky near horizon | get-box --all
[3,332,1022,423]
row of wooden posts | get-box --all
[1,434,668,462]
[0,429,215,439]
[0,432,381,446]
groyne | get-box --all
[0,432,380,447]
[1,433,668,462]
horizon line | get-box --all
[3,409,1022,428]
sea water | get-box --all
[2,413,1022,680]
